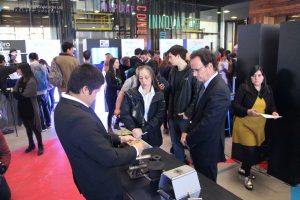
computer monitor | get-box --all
[91,47,118,64]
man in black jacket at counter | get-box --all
[166,45,199,162]
[54,64,144,200]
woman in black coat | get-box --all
[121,65,165,147]
[105,58,122,133]
[232,65,279,190]
[14,63,44,156]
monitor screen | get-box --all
[91,47,118,64]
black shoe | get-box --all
[2,128,14,135]
[238,168,256,179]
[170,146,174,154]
[25,145,35,153]
[37,147,44,156]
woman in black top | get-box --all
[14,63,44,156]
[121,65,165,147]
[232,65,279,190]
[105,58,122,133]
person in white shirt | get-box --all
[121,65,165,147]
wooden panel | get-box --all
[249,0,300,17]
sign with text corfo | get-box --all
[186,39,210,54]
[159,39,184,59]
[121,39,145,57]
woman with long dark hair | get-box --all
[121,65,165,147]
[232,65,279,190]
[105,58,122,133]
[14,63,44,156]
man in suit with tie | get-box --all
[180,48,231,182]
[54,64,144,200]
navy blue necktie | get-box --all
[196,84,205,108]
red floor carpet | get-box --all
[5,138,84,200]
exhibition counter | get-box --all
[120,147,241,200]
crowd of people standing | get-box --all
[0,41,280,200]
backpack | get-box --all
[49,57,63,87]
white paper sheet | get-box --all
[260,113,282,119]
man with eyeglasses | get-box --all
[180,48,231,182]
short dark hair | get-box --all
[29,52,39,61]
[62,41,74,53]
[190,48,217,71]
[148,49,154,57]
[167,45,187,60]
[83,50,91,60]
[147,60,159,76]
[9,49,17,59]
[0,55,5,63]
[205,46,209,50]
[134,48,142,56]
[67,63,104,94]
[141,50,149,56]
[39,59,48,66]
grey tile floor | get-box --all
[4,123,291,200]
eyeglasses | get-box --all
[191,65,205,73]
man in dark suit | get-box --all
[54,64,144,200]
[180,48,231,182]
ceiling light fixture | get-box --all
[223,10,230,14]
[291,15,299,18]
[3,6,10,10]
[231,16,237,19]
[217,11,221,14]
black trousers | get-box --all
[191,153,218,182]
[106,95,117,127]
[23,119,43,148]
[0,175,11,200]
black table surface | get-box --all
[120,147,242,200]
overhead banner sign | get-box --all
[149,14,201,30]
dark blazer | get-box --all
[232,83,277,117]
[186,75,231,165]
[54,97,137,200]
[120,87,165,147]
